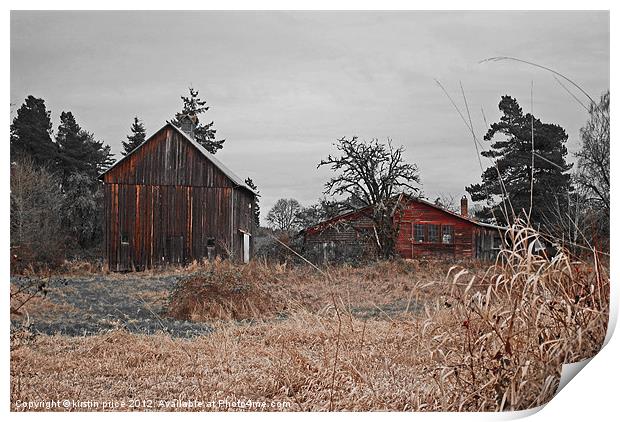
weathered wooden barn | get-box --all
[301,195,504,262]
[99,122,256,271]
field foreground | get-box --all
[11,232,609,411]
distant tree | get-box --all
[434,193,460,214]
[56,111,114,182]
[10,96,58,166]
[295,204,323,230]
[266,198,303,232]
[296,197,356,229]
[122,117,146,156]
[171,87,225,154]
[575,91,609,216]
[244,178,261,228]
[558,90,611,251]
[466,96,572,227]
[318,137,421,258]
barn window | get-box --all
[442,225,454,244]
[204,236,216,260]
[492,235,501,250]
[414,224,425,242]
[428,224,440,243]
[120,233,129,245]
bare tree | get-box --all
[318,137,421,258]
[576,90,609,215]
[266,198,303,232]
[542,186,588,252]
[10,159,65,270]
[434,193,460,214]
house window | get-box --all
[428,225,440,243]
[442,225,454,244]
[120,233,129,245]
[414,224,425,242]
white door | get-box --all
[243,233,250,264]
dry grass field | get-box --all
[10,226,609,412]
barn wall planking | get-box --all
[105,183,239,270]
[103,126,234,188]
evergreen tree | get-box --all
[122,117,147,156]
[244,178,260,228]
[56,111,114,182]
[10,96,58,166]
[466,96,572,226]
[170,87,225,154]
[55,112,113,251]
[61,172,102,249]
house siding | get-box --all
[302,198,502,262]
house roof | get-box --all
[99,122,257,195]
[301,195,507,235]
[412,197,506,230]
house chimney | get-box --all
[460,195,468,217]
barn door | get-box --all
[242,233,250,264]
[119,232,132,271]
[166,235,184,265]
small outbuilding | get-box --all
[300,195,504,262]
[99,122,256,271]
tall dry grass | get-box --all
[10,224,609,411]
[413,223,609,410]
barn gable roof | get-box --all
[99,122,257,195]
[301,195,506,236]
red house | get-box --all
[301,195,503,261]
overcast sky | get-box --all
[11,11,609,223]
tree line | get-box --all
[265,92,609,257]
[10,88,608,268]
[10,96,115,269]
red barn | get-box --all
[301,195,503,261]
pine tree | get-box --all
[55,112,113,250]
[122,117,146,156]
[56,111,114,182]
[10,96,58,166]
[170,87,225,154]
[466,95,572,226]
[245,178,260,228]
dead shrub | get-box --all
[10,160,66,272]
[165,260,288,321]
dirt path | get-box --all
[10,274,212,337]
